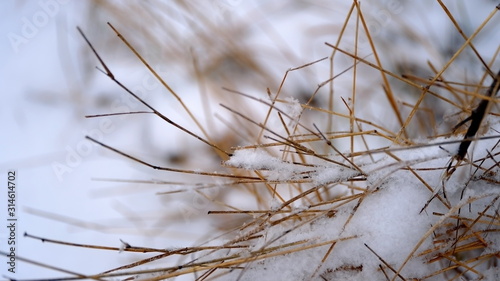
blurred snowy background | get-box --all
[1,0,499,279]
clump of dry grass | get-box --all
[19,1,500,280]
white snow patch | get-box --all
[225,149,313,181]
[221,122,500,280]
[226,149,362,184]
[226,149,285,171]
[312,165,360,186]
[283,96,303,127]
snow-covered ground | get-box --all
[1,1,499,280]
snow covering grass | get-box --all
[12,1,500,281]
[219,124,500,280]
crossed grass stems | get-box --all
[20,2,500,281]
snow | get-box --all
[2,1,499,281]
[226,149,296,181]
[283,96,303,127]
[220,121,500,281]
